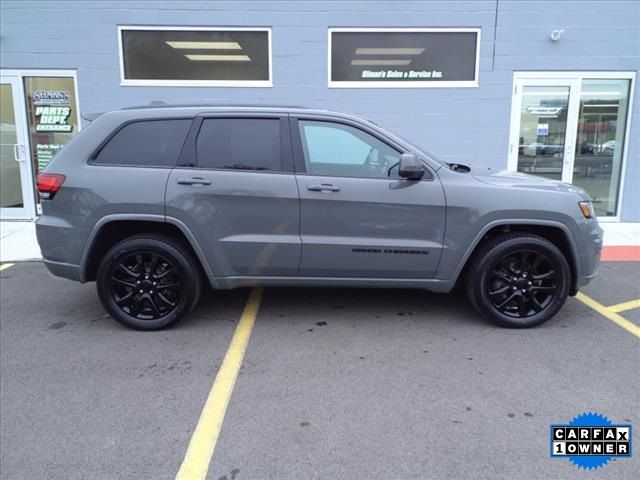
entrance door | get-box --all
[0,75,35,219]
[509,73,634,219]
[509,78,580,183]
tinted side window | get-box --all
[95,119,191,167]
[298,120,401,178]
[196,118,281,171]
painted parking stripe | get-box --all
[0,263,15,272]
[608,299,640,313]
[575,292,640,338]
[176,287,263,480]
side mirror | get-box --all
[398,153,425,180]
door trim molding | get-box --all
[509,71,636,222]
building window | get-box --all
[119,27,272,87]
[328,28,480,88]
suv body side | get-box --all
[36,106,601,296]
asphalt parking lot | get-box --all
[1,261,638,480]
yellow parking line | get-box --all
[608,299,640,313]
[575,292,640,338]
[176,287,263,480]
[0,263,15,272]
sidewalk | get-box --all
[1,220,639,263]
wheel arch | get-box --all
[454,220,580,295]
[80,214,216,284]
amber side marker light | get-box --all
[579,201,594,218]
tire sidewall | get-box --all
[472,238,570,328]
[97,238,198,330]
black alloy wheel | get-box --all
[486,250,558,318]
[97,234,202,330]
[110,251,181,320]
[466,233,571,328]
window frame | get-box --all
[290,116,433,181]
[118,26,273,88]
[327,27,481,89]
[89,117,194,168]
[180,113,292,174]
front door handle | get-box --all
[307,183,340,192]
[177,177,211,186]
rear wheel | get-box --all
[97,234,202,330]
[466,233,570,328]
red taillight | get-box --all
[36,174,66,199]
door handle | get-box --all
[307,183,340,192]
[177,177,211,186]
[13,144,25,162]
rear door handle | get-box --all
[177,177,211,186]
[307,183,340,192]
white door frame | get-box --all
[0,74,36,220]
[0,69,80,220]
[508,77,580,184]
[509,71,636,222]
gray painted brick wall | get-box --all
[1,0,639,220]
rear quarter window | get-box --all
[94,119,192,167]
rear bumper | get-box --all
[42,259,82,282]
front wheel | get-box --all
[466,233,571,328]
[97,234,202,330]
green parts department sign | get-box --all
[35,106,73,133]
[33,89,73,133]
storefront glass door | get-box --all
[509,73,634,219]
[0,76,35,219]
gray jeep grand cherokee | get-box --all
[36,105,603,330]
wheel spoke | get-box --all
[156,291,175,308]
[136,254,145,274]
[531,296,544,312]
[115,290,134,305]
[518,296,528,317]
[492,270,512,283]
[112,277,136,289]
[155,267,175,280]
[118,263,140,279]
[496,292,518,310]
[519,252,529,272]
[129,296,142,316]
[532,254,543,271]
[158,282,180,290]
[149,254,160,275]
[488,285,510,296]
[146,295,162,318]
[531,285,556,293]
[532,270,555,280]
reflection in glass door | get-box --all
[509,73,633,218]
[573,79,631,217]
[516,86,570,181]
[0,76,34,219]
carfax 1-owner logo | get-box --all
[550,412,632,470]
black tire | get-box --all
[97,234,202,330]
[466,233,571,328]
